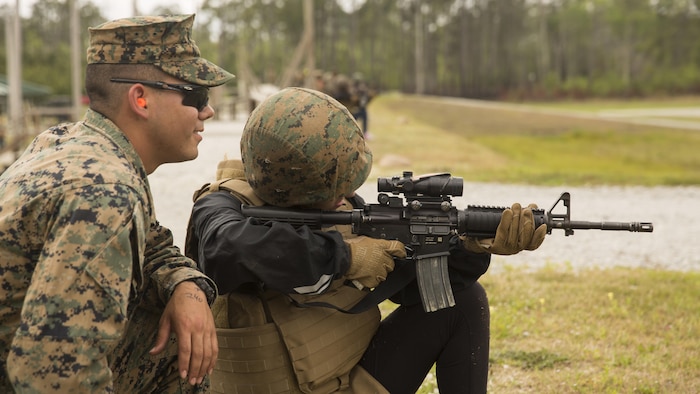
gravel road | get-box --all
[149,118,700,274]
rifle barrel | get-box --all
[550,220,654,232]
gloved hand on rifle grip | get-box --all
[463,203,547,255]
[344,236,406,289]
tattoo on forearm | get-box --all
[184,290,205,303]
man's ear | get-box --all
[128,85,149,117]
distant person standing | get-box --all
[326,72,374,139]
[329,73,355,110]
[350,73,374,139]
[0,14,233,393]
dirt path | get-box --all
[427,95,700,131]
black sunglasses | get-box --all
[110,78,210,112]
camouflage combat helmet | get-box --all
[241,87,372,207]
[87,14,234,87]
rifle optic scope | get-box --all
[377,171,464,197]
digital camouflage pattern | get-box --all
[0,109,213,393]
[240,87,372,207]
[87,14,234,87]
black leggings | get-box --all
[359,282,490,394]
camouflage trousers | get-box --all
[108,290,210,394]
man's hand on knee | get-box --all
[150,280,218,386]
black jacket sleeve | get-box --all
[187,192,351,295]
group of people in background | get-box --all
[308,70,376,139]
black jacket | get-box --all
[186,191,491,306]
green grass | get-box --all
[370,94,700,393]
[366,93,700,186]
[484,266,700,393]
[380,267,700,393]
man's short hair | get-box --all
[85,63,166,116]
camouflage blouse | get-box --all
[0,109,212,392]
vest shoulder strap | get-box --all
[193,178,266,207]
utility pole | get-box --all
[302,0,315,87]
[5,0,23,143]
[70,0,82,121]
[277,0,314,88]
[414,2,425,95]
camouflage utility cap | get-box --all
[241,87,372,207]
[87,14,234,87]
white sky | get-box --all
[10,0,200,20]
[8,0,364,20]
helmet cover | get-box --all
[241,87,372,207]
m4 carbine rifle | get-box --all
[241,171,653,313]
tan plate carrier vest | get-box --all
[191,160,388,394]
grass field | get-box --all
[366,93,700,186]
[369,94,700,393]
[380,267,700,394]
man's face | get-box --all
[145,77,214,166]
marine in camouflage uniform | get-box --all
[0,14,233,393]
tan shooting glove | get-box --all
[463,203,547,255]
[345,236,406,289]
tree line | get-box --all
[2,0,700,101]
